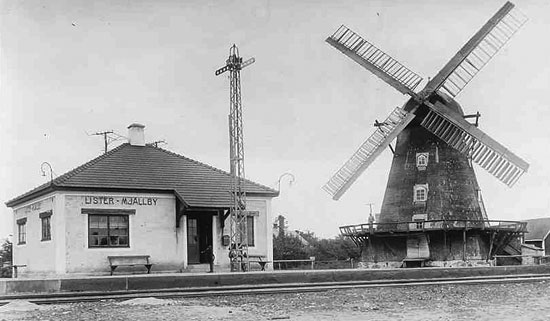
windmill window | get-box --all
[413,184,429,203]
[416,153,429,170]
[412,214,428,229]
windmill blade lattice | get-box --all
[323,107,416,200]
[326,25,423,96]
[421,102,529,187]
[425,2,527,98]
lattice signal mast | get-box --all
[216,45,255,271]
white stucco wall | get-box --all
[11,190,274,277]
[12,193,60,277]
[63,192,180,274]
[217,197,273,270]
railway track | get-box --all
[2,272,550,305]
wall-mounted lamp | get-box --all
[276,172,295,192]
[40,162,54,182]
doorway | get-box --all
[406,235,430,259]
[187,213,213,264]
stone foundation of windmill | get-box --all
[342,222,525,268]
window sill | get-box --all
[41,239,52,242]
[88,246,131,249]
[413,200,427,204]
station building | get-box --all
[5,124,278,278]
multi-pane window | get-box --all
[40,210,52,241]
[247,216,255,247]
[412,214,428,229]
[187,218,197,246]
[88,215,129,248]
[413,184,429,202]
[237,212,256,247]
[17,218,27,245]
[416,153,429,170]
[416,188,427,201]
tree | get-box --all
[0,239,12,278]
[309,235,361,261]
[273,233,309,260]
[272,215,361,263]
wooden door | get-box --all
[187,218,200,263]
[406,235,430,258]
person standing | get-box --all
[202,245,215,273]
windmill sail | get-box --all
[323,107,416,200]
[423,1,527,98]
[421,101,529,187]
[326,25,423,96]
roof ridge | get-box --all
[151,145,278,193]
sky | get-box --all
[1,0,550,239]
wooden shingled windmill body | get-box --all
[324,2,530,268]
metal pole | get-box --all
[463,229,467,261]
[216,45,254,272]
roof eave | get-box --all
[248,191,280,198]
[5,183,56,208]
[5,185,182,208]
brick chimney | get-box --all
[127,123,145,146]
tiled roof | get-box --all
[523,218,550,241]
[6,144,278,207]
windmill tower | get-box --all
[216,45,255,271]
[324,2,529,267]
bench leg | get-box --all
[110,266,117,276]
[145,264,152,274]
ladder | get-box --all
[327,25,423,95]
[437,6,527,98]
[324,107,415,199]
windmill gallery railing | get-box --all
[340,219,527,237]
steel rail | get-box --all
[2,273,550,305]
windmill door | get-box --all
[406,235,430,259]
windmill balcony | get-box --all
[339,219,527,237]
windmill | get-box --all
[324,2,529,267]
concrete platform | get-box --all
[1,265,550,298]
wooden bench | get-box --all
[108,255,152,275]
[2,264,27,278]
[248,255,271,271]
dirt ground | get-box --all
[1,280,550,321]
